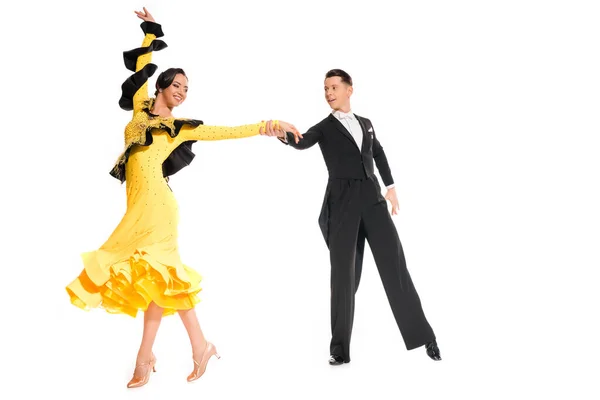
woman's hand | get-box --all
[135,7,155,23]
[278,121,303,144]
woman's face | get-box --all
[161,73,188,108]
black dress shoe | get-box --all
[328,355,345,365]
[425,340,441,361]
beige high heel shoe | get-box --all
[127,354,157,388]
[187,342,220,382]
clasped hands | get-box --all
[260,120,303,144]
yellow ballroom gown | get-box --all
[66,21,269,317]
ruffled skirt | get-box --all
[66,247,202,317]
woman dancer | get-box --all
[65,7,301,388]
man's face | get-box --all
[324,76,352,111]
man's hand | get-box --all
[385,187,400,216]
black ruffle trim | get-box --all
[140,21,164,38]
[118,22,167,110]
[123,40,167,72]
[118,63,158,111]
[109,118,204,183]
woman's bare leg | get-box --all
[127,302,163,388]
[137,302,163,361]
[178,307,207,357]
[178,307,220,381]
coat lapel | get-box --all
[356,116,371,155]
[328,114,359,149]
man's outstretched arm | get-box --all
[277,127,323,150]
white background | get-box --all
[1,0,599,399]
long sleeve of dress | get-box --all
[131,32,157,112]
[119,21,167,113]
[175,122,267,143]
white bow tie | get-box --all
[336,112,354,120]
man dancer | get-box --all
[271,69,441,364]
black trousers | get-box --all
[319,176,435,361]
